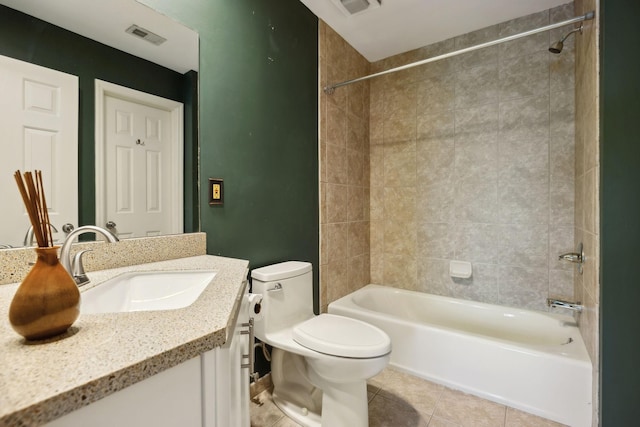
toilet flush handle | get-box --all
[268,283,283,292]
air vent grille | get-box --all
[125,25,166,46]
[334,0,381,16]
[340,0,369,14]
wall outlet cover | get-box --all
[209,178,224,206]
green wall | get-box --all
[0,5,198,231]
[600,0,640,425]
[141,0,319,308]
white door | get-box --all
[0,55,78,248]
[96,81,183,239]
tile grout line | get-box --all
[425,383,447,425]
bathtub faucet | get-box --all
[547,298,583,312]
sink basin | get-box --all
[81,270,216,314]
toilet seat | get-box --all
[292,314,391,358]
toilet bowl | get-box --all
[251,261,391,427]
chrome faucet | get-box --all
[547,298,584,312]
[24,224,59,247]
[60,225,119,286]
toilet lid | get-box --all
[292,314,391,358]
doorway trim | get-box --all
[95,79,183,234]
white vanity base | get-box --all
[47,356,202,427]
[47,292,250,427]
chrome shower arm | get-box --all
[560,26,583,43]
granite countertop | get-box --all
[0,254,249,426]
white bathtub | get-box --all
[328,285,592,427]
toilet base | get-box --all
[271,348,322,427]
[317,379,369,427]
[271,348,374,427]
[272,394,321,427]
[273,380,368,427]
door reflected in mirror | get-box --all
[96,80,184,239]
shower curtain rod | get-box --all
[323,11,595,94]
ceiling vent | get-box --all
[125,24,166,46]
[334,0,381,16]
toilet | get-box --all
[251,261,391,427]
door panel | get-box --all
[0,55,78,247]
[105,95,172,239]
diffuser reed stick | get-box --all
[14,170,54,248]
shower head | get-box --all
[549,25,583,54]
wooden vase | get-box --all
[9,246,80,340]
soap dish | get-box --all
[449,260,472,279]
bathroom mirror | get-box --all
[0,0,199,248]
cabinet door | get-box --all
[202,286,250,427]
[228,290,250,426]
[46,356,202,427]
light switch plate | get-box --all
[209,178,224,206]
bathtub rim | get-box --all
[329,284,592,364]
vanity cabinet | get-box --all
[202,287,251,426]
[46,289,251,427]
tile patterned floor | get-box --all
[250,367,568,427]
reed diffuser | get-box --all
[8,170,80,340]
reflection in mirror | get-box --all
[0,0,199,248]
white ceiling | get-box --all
[0,0,198,73]
[300,0,572,62]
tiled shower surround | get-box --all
[369,3,577,312]
[320,3,580,313]
[574,0,600,424]
[319,23,372,312]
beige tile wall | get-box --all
[368,3,577,312]
[574,0,600,425]
[319,24,371,312]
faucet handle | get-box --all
[71,249,92,286]
[558,253,582,262]
[558,242,585,274]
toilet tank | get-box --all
[251,261,313,337]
